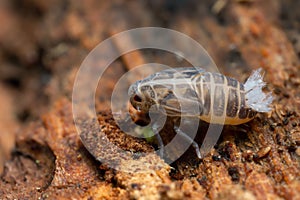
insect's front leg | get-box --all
[148,105,167,158]
[151,122,164,158]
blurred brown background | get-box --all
[0,0,299,199]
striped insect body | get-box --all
[129,67,272,125]
[128,67,273,159]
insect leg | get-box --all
[152,122,164,158]
[174,126,202,159]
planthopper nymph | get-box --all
[128,67,273,159]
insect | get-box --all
[128,67,273,159]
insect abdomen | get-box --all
[194,72,257,125]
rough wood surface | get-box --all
[0,0,299,199]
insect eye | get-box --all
[133,95,142,102]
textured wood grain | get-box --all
[0,0,299,199]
